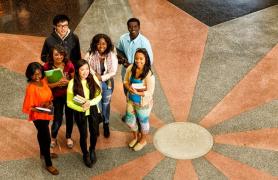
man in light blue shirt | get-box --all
[117,18,153,83]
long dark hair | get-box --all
[131,48,152,80]
[73,59,100,98]
[25,62,45,82]
[88,33,114,55]
[48,44,69,67]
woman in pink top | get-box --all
[84,34,118,138]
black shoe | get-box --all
[103,123,110,138]
[90,150,97,165]
[83,154,92,168]
[121,115,126,122]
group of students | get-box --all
[22,14,154,175]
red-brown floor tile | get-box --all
[0,33,45,74]
[149,113,165,129]
[129,0,208,122]
[91,151,164,180]
[214,128,278,151]
[200,44,278,128]
[0,116,39,161]
[205,151,276,179]
[174,160,198,180]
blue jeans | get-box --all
[99,79,114,124]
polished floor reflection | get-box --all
[0,0,94,36]
[169,0,278,26]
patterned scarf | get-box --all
[87,51,113,76]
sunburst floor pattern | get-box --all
[0,0,278,179]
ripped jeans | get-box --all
[99,79,114,124]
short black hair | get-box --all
[53,14,70,26]
[25,62,45,82]
[127,18,140,27]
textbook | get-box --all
[73,95,87,106]
[116,48,129,65]
[35,107,52,113]
[131,83,146,92]
[45,68,63,83]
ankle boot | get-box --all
[89,149,97,165]
[103,123,110,138]
[83,154,92,168]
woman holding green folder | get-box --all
[44,44,75,149]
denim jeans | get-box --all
[99,79,114,124]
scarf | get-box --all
[88,51,113,77]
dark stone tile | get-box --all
[169,0,278,26]
[0,0,94,36]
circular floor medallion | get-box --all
[153,122,213,159]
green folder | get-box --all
[45,68,63,83]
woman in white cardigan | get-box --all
[123,48,155,151]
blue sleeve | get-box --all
[144,39,153,64]
[117,38,124,52]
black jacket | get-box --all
[41,31,81,65]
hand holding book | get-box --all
[73,95,87,106]
[116,48,130,67]
[131,83,146,92]
[82,101,90,111]
[57,77,69,87]
[32,101,53,114]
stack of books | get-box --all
[73,95,87,106]
[131,83,146,92]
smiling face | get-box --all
[53,49,64,64]
[135,52,146,70]
[97,38,107,55]
[31,69,42,82]
[128,21,140,39]
[78,63,90,80]
[55,20,69,38]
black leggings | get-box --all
[74,111,99,156]
[33,120,52,166]
[51,96,74,139]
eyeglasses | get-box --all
[56,24,68,29]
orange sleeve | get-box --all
[22,84,35,114]
[43,78,53,101]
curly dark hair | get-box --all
[131,48,152,80]
[25,62,45,82]
[47,44,69,67]
[73,59,101,99]
[88,33,114,55]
